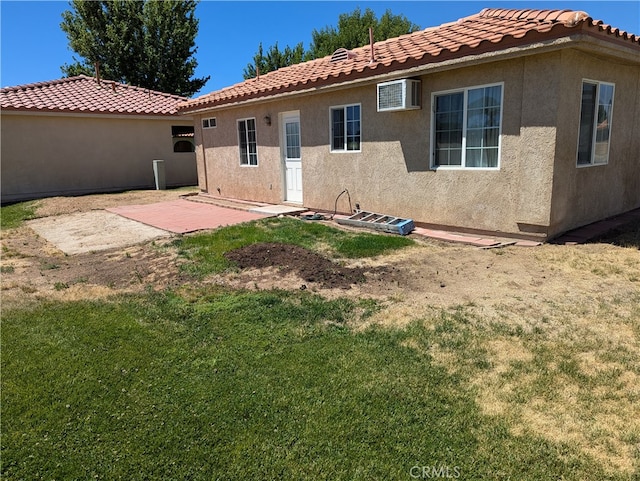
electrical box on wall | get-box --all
[377,79,421,112]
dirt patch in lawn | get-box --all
[225,242,379,289]
[1,189,196,308]
[1,224,189,307]
[3,190,638,327]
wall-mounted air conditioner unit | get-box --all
[377,79,421,112]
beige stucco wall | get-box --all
[193,105,286,204]
[193,45,638,239]
[300,54,559,238]
[1,113,196,203]
[549,48,640,238]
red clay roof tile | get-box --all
[1,75,187,115]
[180,7,639,113]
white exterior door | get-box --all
[282,112,302,203]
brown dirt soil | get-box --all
[3,190,637,318]
[30,188,199,217]
[2,190,639,474]
[1,189,196,307]
[224,242,375,289]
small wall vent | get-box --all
[377,79,421,112]
[330,48,356,63]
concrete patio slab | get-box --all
[249,205,307,215]
[28,199,278,255]
[27,211,171,255]
[107,199,268,234]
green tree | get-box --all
[243,42,305,79]
[307,8,420,59]
[243,8,420,79]
[60,0,208,97]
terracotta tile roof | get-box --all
[1,75,187,115]
[180,7,639,112]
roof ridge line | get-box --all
[1,75,91,92]
[475,7,589,27]
[2,75,188,100]
[107,80,189,101]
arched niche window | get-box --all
[174,140,195,152]
[172,125,195,153]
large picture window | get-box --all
[238,118,258,166]
[577,80,614,166]
[432,83,503,169]
[331,104,361,152]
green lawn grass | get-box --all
[2,290,620,480]
[0,201,37,230]
[3,214,637,479]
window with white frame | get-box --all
[432,83,503,169]
[330,104,361,152]
[202,117,216,129]
[237,118,258,166]
[577,80,614,166]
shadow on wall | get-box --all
[197,82,525,175]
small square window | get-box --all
[202,117,217,129]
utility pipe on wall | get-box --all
[369,27,375,63]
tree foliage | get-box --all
[243,42,305,79]
[60,0,209,97]
[243,8,420,79]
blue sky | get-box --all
[1,1,639,96]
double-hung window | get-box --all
[432,83,503,169]
[331,104,361,152]
[238,118,258,166]
[577,80,614,166]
